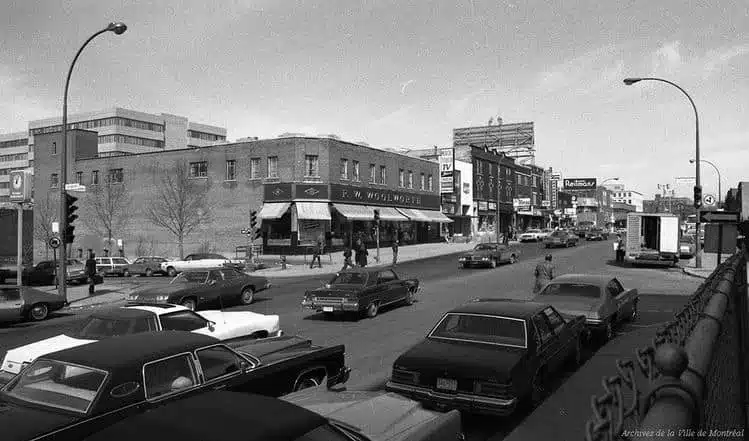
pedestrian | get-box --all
[616,235,626,262]
[533,254,555,294]
[85,250,97,295]
[504,226,510,244]
[353,238,362,267]
[341,245,353,271]
[358,240,369,268]
[391,238,399,266]
[310,234,324,269]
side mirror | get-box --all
[207,320,216,331]
[239,360,251,372]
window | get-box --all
[607,280,624,297]
[143,354,197,399]
[249,158,260,179]
[159,311,209,332]
[78,315,159,338]
[539,283,601,298]
[408,170,414,189]
[112,258,128,265]
[267,156,278,178]
[377,270,398,283]
[305,155,319,177]
[399,169,405,187]
[420,173,425,190]
[532,313,553,345]
[188,130,225,142]
[427,174,433,191]
[369,164,376,183]
[75,171,83,185]
[219,268,239,279]
[52,142,57,155]
[196,346,247,381]
[50,174,58,188]
[91,170,99,185]
[225,160,236,181]
[352,160,360,181]
[108,168,124,184]
[99,134,164,149]
[340,158,349,180]
[379,166,386,184]
[429,313,527,348]
[189,161,208,178]
[543,307,566,333]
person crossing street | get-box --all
[310,234,324,269]
[533,254,555,294]
[85,250,97,295]
[391,238,399,266]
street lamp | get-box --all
[624,77,702,268]
[690,158,721,206]
[58,22,127,301]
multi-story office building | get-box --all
[606,184,645,212]
[0,107,226,200]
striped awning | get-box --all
[396,208,431,222]
[374,206,408,221]
[419,209,454,223]
[258,202,291,220]
[295,202,331,220]
[333,204,375,221]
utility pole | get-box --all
[16,204,23,287]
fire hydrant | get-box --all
[280,255,287,270]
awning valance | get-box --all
[374,206,408,221]
[419,209,454,223]
[396,208,431,222]
[333,203,375,221]
[258,202,291,220]
[295,202,331,220]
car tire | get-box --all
[240,287,255,305]
[365,302,379,318]
[509,254,517,264]
[181,298,197,311]
[123,269,130,278]
[167,267,177,278]
[28,303,49,321]
[489,259,497,269]
[145,268,153,277]
[294,372,325,392]
[404,287,416,305]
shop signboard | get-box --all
[439,148,454,194]
[564,208,576,215]
[541,200,550,208]
[563,178,597,190]
[478,201,489,211]
[513,198,531,210]
[330,183,440,210]
[264,183,293,201]
[294,184,329,200]
[576,197,598,207]
[488,202,497,210]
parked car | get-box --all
[127,268,271,311]
[532,274,638,342]
[573,227,589,238]
[458,242,520,269]
[679,236,696,258]
[386,299,587,416]
[81,389,463,441]
[0,331,351,441]
[20,259,103,286]
[544,230,578,248]
[537,229,553,240]
[160,253,246,277]
[95,257,131,277]
[0,267,12,284]
[302,268,420,319]
[125,256,168,277]
[0,303,281,385]
[518,229,543,242]
[585,228,609,241]
[0,286,67,323]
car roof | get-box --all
[451,299,548,319]
[80,391,326,441]
[550,274,613,286]
[339,267,381,275]
[44,331,219,371]
[89,304,187,319]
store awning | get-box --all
[295,202,331,220]
[419,209,454,223]
[333,203,375,221]
[374,206,408,221]
[258,202,291,220]
[396,208,431,222]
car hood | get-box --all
[533,296,600,315]
[197,310,279,330]
[2,334,98,375]
[461,250,493,257]
[395,338,525,382]
[0,399,79,441]
[283,389,448,441]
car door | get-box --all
[142,352,202,402]
[607,279,631,321]
[159,310,213,334]
[376,270,400,303]
[112,258,129,274]
[542,307,576,361]
[0,287,23,322]
[531,313,564,373]
[195,344,256,392]
[218,269,243,303]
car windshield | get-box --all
[551,231,565,237]
[525,230,541,233]
[173,272,208,283]
[540,283,601,298]
[77,315,159,338]
[429,313,527,348]
[474,244,496,251]
[329,272,366,285]
[4,359,108,414]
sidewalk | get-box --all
[39,279,139,310]
[681,251,732,279]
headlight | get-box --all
[127,294,138,301]
[458,257,466,261]
[156,295,170,302]
[481,257,489,261]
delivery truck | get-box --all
[625,213,680,267]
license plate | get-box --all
[436,378,457,391]
[322,307,334,312]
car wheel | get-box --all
[167,267,177,277]
[489,259,497,269]
[404,287,416,305]
[145,268,153,277]
[509,254,517,264]
[240,287,255,305]
[28,303,49,321]
[366,302,379,318]
[181,298,197,311]
[123,269,130,278]
[294,373,324,392]
[628,302,638,321]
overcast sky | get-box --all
[1,0,747,199]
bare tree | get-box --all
[83,173,132,248]
[144,161,212,259]
[33,193,58,259]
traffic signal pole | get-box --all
[16,204,23,287]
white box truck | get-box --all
[625,213,680,266]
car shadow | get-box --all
[604,259,632,268]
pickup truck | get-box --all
[161,253,246,277]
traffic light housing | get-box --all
[374,209,380,223]
[693,186,702,209]
[64,192,79,244]
[252,229,262,242]
[250,210,258,230]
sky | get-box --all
[1,0,748,200]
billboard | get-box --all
[563,178,597,190]
[550,179,559,209]
[439,148,454,194]
[452,122,535,160]
[9,170,31,203]
[513,198,531,210]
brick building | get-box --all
[31,131,445,260]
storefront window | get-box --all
[428,175,433,191]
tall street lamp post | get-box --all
[624,77,702,268]
[690,158,721,206]
[599,178,619,231]
[59,22,127,301]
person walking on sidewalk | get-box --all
[357,239,369,268]
[85,250,97,295]
[341,245,353,271]
[615,235,625,263]
[533,254,555,294]
[391,238,399,266]
[310,234,324,269]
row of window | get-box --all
[31,117,166,136]
[397,168,432,191]
[188,130,226,142]
[0,153,28,162]
[0,138,28,149]
[99,134,165,149]
[51,169,123,188]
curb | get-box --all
[681,267,709,279]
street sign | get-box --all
[699,210,739,223]
[704,224,737,255]
[64,183,87,192]
[49,236,61,249]
[703,194,716,207]
[52,222,59,233]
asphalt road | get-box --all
[0,239,703,441]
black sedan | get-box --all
[18,260,103,286]
[457,243,520,269]
[386,299,587,416]
[0,331,351,441]
[0,286,67,323]
[544,230,578,248]
[585,228,609,241]
[126,267,271,311]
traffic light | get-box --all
[250,210,258,230]
[64,192,79,244]
[374,209,380,223]
[693,186,702,209]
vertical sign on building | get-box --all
[550,174,560,209]
[439,148,454,194]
